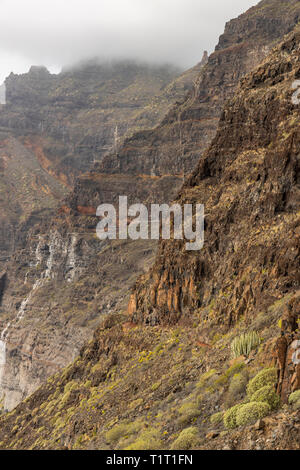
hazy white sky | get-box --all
[0,0,260,82]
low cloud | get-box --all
[0,0,259,82]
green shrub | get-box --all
[106,421,142,444]
[125,429,162,450]
[196,394,203,408]
[177,402,200,426]
[210,411,224,426]
[250,385,280,410]
[225,372,248,407]
[196,369,217,390]
[223,404,244,429]
[247,368,277,397]
[214,362,245,388]
[231,331,261,358]
[288,390,300,410]
[235,402,270,426]
[178,402,197,414]
[170,427,199,450]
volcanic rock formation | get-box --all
[1,0,300,416]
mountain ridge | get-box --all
[0,0,299,451]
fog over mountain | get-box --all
[0,0,259,82]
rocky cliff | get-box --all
[0,136,67,271]
[129,26,300,328]
[1,61,200,186]
[97,0,300,178]
[0,58,203,410]
[66,0,300,224]
[1,0,300,414]
[128,23,300,402]
[0,60,200,269]
[0,22,299,451]
[0,1,300,447]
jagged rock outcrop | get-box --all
[129,28,300,400]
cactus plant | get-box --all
[231,331,261,358]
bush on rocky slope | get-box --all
[250,385,280,410]
[235,402,271,427]
[210,411,224,426]
[223,404,245,430]
[170,427,200,450]
[225,371,249,408]
[124,428,162,450]
[247,368,278,397]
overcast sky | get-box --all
[0,0,260,83]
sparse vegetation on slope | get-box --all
[1,0,300,452]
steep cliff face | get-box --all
[0,136,67,270]
[1,24,299,451]
[98,0,300,178]
[129,28,300,398]
[1,0,300,414]
[0,4,300,452]
[67,1,300,219]
[129,28,300,327]
[0,60,202,410]
[0,61,195,274]
[0,61,200,186]
[0,84,5,105]
[67,0,300,240]
[0,214,157,410]
[0,63,208,412]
